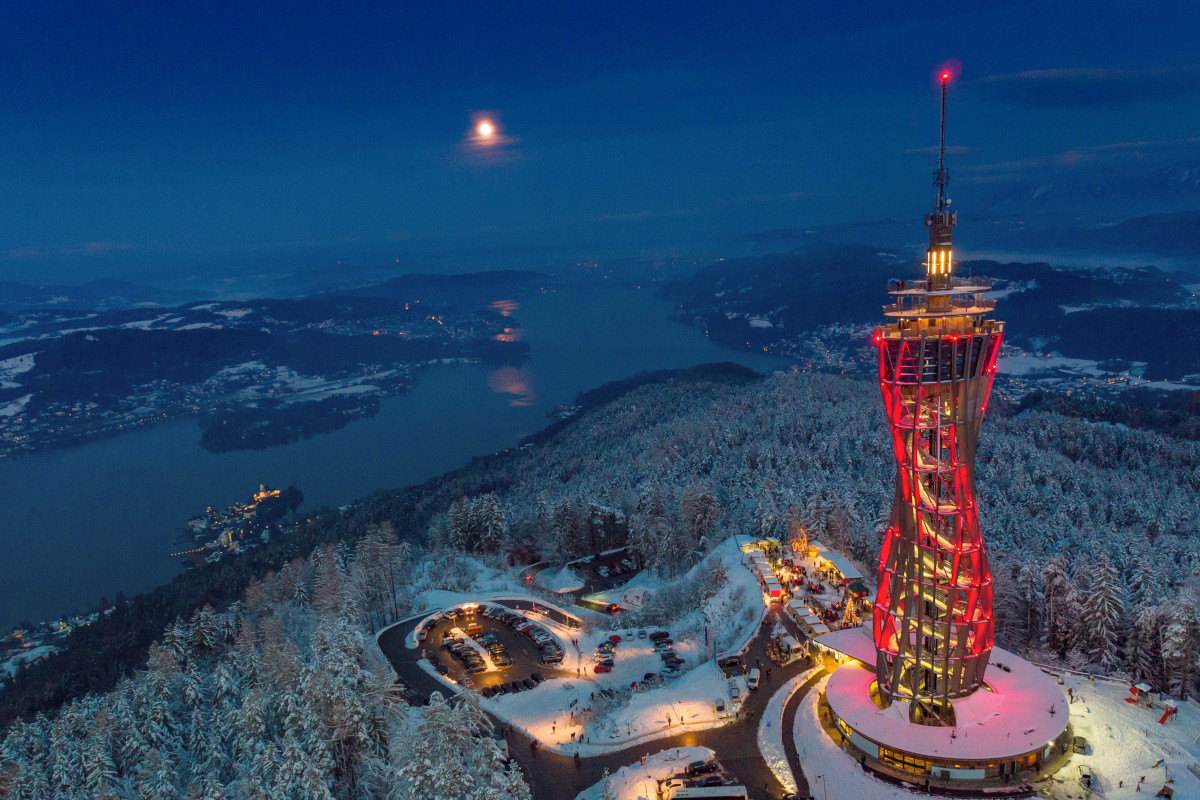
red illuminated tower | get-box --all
[871,73,1004,725]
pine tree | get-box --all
[1083,555,1126,672]
[1015,562,1045,641]
[1129,605,1166,685]
[476,493,508,553]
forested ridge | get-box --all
[4,367,1200,798]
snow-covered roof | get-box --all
[809,624,831,636]
[813,625,876,663]
[825,646,1068,761]
[814,548,864,580]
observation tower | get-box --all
[810,72,1068,788]
[871,72,1003,726]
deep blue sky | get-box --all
[1,1,1198,284]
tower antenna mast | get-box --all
[935,71,949,211]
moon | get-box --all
[478,122,494,137]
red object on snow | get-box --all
[1126,696,1140,704]
[609,634,622,643]
[1159,708,1176,724]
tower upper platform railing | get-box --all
[887,276,993,296]
[882,297,996,319]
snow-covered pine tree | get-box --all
[1083,555,1126,673]
[1015,562,1045,641]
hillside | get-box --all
[4,368,1200,798]
[660,246,1200,379]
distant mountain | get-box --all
[979,159,1200,219]
[749,209,1200,266]
[0,278,206,313]
[349,270,547,305]
[662,245,1200,378]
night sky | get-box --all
[1,1,1198,284]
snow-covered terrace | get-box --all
[824,645,1068,761]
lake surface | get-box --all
[0,284,783,631]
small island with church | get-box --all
[175,484,304,568]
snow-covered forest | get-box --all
[3,369,1199,797]
[0,529,532,799]
[428,370,1200,687]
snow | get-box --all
[0,354,35,376]
[824,647,1067,761]
[214,308,253,318]
[214,360,268,376]
[121,316,165,329]
[813,626,876,663]
[794,674,921,800]
[177,322,223,330]
[0,353,34,389]
[574,746,716,800]
[1000,354,1108,376]
[0,644,58,680]
[1037,672,1200,800]
[749,317,773,328]
[0,394,32,417]
[758,669,816,794]
[582,662,740,746]
[535,565,585,593]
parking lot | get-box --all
[416,604,574,696]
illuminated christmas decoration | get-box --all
[871,73,1004,725]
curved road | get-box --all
[378,604,824,800]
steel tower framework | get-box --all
[871,73,1004,725]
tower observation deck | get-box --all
[871,72,1004,726]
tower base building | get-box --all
[818,627,1069,786]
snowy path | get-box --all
[758,669,815,793]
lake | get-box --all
[0,284,783,631]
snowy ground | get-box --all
[793,674,922,800]
[401,538,767,756]
[758,669,816,794]
[0,393,32,417]
[477,643,741,755]
[0,353,35,389]
[1038,672,1200,800]
[574,746,716,800]
[794,669,1200,800]
[536,565,585,593]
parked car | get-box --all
[1072,735,1088,754]
[594,664,612,674]
[522,678,536,690]
[529,672,544,684]
[649,631,670,641]
[482,686,497,698]
[714,698,727,716]
[637,628,647,639]
[685,759,715,776]
[748,668,761,689]
[509,680,523,693]
[1078,765,1093,789]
